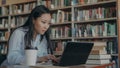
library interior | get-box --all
[0,0,120,68]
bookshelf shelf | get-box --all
[0,15,8,18]
[0,27,8,30]
[51,37,72,40]
[0,40,8,43]
[74,17,117,24]
[0,4,9,7]
[74,36,117,40]
[9,0,36,5]
[10,27,16,29]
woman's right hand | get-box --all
[37,56,49,63]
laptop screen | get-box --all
[58,42,93,66]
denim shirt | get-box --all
[1,27,48,66]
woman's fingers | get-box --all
[37,56,49,63]
[48,54,59,62]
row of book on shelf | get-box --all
[0,16,28,28]
[10,2,36,14]
[73,22,116,37]
[0,31,10,41]
[74,7,116,21]
[40,0,112,9]
[51,6,116,24]
[0,18,8,28]
[52,41,118,65]
[50,26,71,38]
[0,2,36,15]
[52,7,116,23]
[50,21,116,38]
[11,16,28,28]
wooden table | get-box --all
[0,63,115,68]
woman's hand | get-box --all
[48,54,58,62]
[37,54,58,63]
[37,56,49,63]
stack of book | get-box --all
[86,42,111,65]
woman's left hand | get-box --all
[47,54,58,63]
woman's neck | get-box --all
[33,31,37,40]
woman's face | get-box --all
[33,13,51,35]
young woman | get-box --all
[1,5,57,66]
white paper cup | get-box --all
[25,49,37,66]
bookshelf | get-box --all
[0,0,119,67]
[0,0,37,64]
[48,0,118,67]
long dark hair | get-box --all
[22,5,53,54]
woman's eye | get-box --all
[42,21,46,24]
[48,23,51,25]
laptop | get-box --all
[53,41,94,66]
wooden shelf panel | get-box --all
[0,40,8,43]
[0,0,36,6]
[74,17,117,24]
[0,4,9,7]
[0,15,8,18]
[50,37,72,40]
[74,36,117,39]
[12,0,36,5]
[11,27,16,29]
[50,36,117,40]
[0,28,8,30]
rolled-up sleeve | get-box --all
[7,29,25,65]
